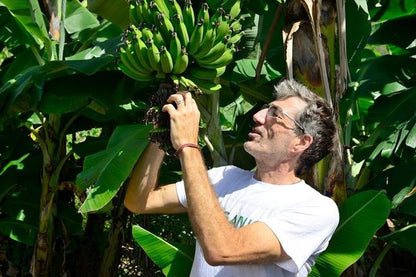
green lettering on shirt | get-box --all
[225,211,253,228]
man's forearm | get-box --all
[124,142,165,213]
[179,147,237,264]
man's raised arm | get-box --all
[124,142,186,214]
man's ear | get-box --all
[292,134,313,153]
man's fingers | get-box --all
[162,103,177,114]
[167,93,186,107]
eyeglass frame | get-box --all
[262,104,306,133]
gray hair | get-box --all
[273,79,337,176]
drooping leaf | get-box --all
[310,190,391,276]
[77,124,151,213]
[380,224,416,257]
[0,65,44,115]
[132,225,194,276]
[0,0,49,47]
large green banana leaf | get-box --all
[132,225,194,276]
[76,124,151,213]
[310,190,391,276]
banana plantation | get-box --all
[0,0,415,276]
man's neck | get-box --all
[254,162,301,185]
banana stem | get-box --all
[197,93,227,166]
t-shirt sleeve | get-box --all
[260,198,339,273]
[175,166,233,208]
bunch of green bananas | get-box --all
[119,0,245,95]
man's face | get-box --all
[243,96,307,163]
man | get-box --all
[124,79,339,276]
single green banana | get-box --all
[134,37,154,72]
[156,11,175,42]
[146,39,162,72]
[151,26,165,48]
[188,19,204,55]
[172,46,189,74]
[170,74,180,89]
[229,0,241,20]
[172,14,189,46]
[214,18,232,43]
[130,24,143,40]
[159,45,174,73]
[199,47,235,69]
[197,40,227,65]
[168,0,183,20]
[222,0,238,10]
[169,31,181,63]
[228,31,245,44]
[194,26,216,60]
[179,76,201,95]
[182,0,195,35]
[230,19,242,33]
[189,66,226,81]
[129,2,142,25]
[141,27,154,41]
[141,0,156,24]
[201,2,210,35]
[152,0,171,18]
[210,7,225,26]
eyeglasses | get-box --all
[262,104,305,133]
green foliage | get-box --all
[132,225,194,276]
[77,124,152,213]
[0,0,416,275]
[311,190,391,276]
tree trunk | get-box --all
[99,189,129,277]
[31,114,61,276]
[283,0,348,203]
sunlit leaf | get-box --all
[77,124,151,213]
[132,225,194,276]
[65,0,100,34]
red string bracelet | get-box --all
[175,143,200,158]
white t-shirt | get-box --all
[176,165,339,277]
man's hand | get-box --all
[162,91,200,150]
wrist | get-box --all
[175,143,200,158]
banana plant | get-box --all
[0,0,136,275]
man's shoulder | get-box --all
[207,165,253,185]
[208,165,252,175]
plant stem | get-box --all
[199,93,227,166]
[369,242,393,277]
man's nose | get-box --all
[253,108,267,124]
